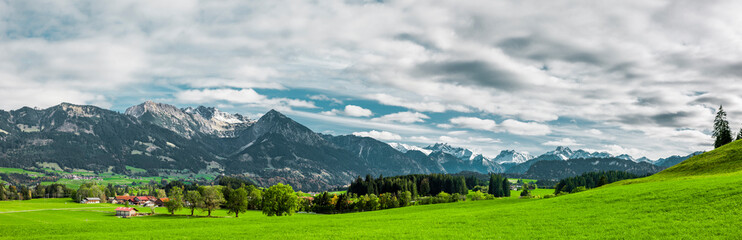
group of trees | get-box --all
[162,182,296,217]
[487,174,511,198]
[306,190,415,214]
[347,173,468,197]
[713,105,742,148]
[0,183,73,201]
[553,171,641,194]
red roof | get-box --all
[158,198,170,202]
[134,196,153,201]
[115,196,135,200]
[115,207,138,211]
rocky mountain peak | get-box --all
[125,101,252,138]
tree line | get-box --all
[553,171,641,194]
[347,173,468,197]
[0,183,73,201]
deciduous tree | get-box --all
[185,190,201,216]
[200,187,224,217]
[261,183,298,216]
[165,186,184,215]
[226,188,249,218]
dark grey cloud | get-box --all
[413,60,525,91]
[651,111,697,128]
[497,36,606,66]
[394,33,440,51]
[617,110,704,129]
[2,0,739,158]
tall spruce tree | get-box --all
[713,105,733,148]
[737,128,742,141]
[488,174,496,195]
[502,178,511,197]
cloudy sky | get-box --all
[2,0,741,159]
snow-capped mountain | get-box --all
[424,143,474,160]
[388,143,433,155]
[537,147,629,161]
[492,150,534,164]
[615,154,635,161]
[125,101,254,138]
[540,146,575,160]
[570,149,612,159]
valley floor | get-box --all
[1,171,741,239]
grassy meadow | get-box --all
[2,142,742,239]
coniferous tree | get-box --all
[502,178,511,197]
[737,128,742,141]
[420,178,430,196]
[598,175,608,187]
[488,174,496,195]
[713,105,733,148]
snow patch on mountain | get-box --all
[388,143,433,155]
[492,150,534,164]
[423,143,474,160]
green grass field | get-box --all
[2,142,742,239]
[0,166,215,189]
[0,168,46,177]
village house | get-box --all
[115,207,139,217]
[132,196,156,205]
[81,197,101,204]
[155,198,169,207]
[115,196,136,204]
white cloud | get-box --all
[500,119,552,136]
[602,145,647,159]
[175,88,317,109]
[353,130,402,141]
[543,138,582,146]
[436,124,454,129]
[308,94,343,104]
[0,0,735,157]
[449,117,498,131]
[365,93,469,113]
[322,105,373,117]
[587,129,603,135]
[372,111,430,123]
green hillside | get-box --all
[1,143,741,239]
[655,140,742,177]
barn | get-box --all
[115,207,139,217]
[81,197,101,204]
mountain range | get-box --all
[0,101,702,190]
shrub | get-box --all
[520,188,531,197]
[467,190,485,201]
[571,186,587,193]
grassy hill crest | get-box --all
[655,140,742,177]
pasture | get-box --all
[3,142,742,239]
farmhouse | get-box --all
[155,198,169,207]
[81,197,101,204]
[115,196,136,204]
[115,207,139,217]
[132,196,156,205]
